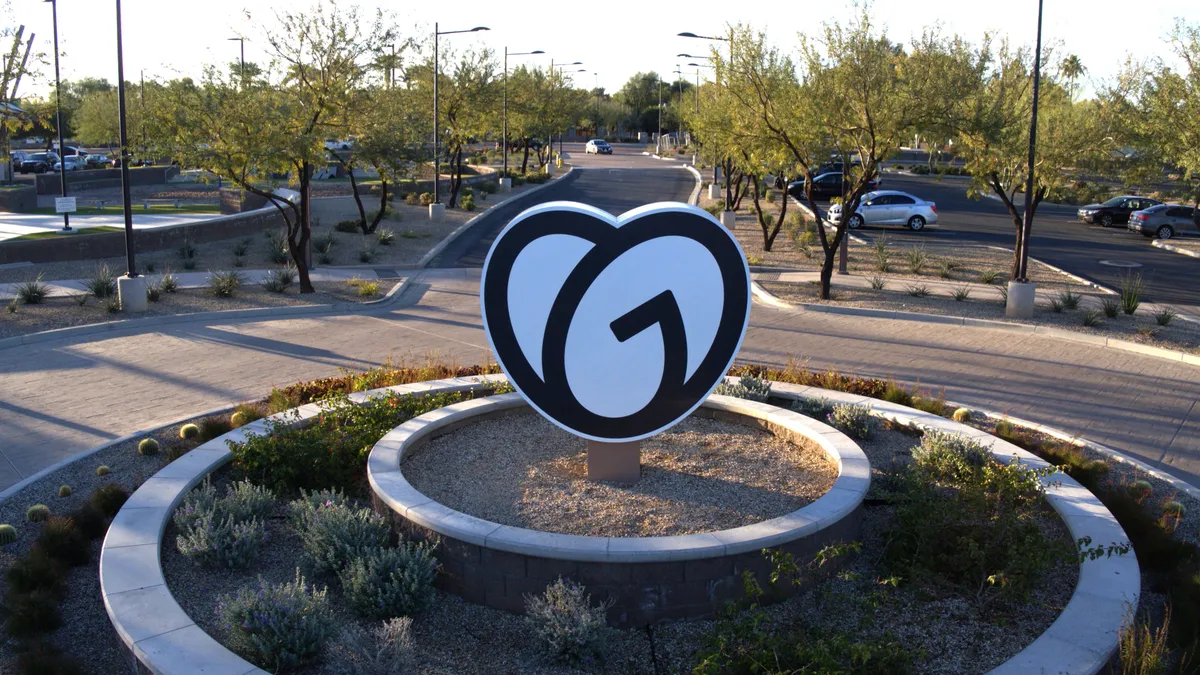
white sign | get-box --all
[480,201,752,443]
[55,197,77,214]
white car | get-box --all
[828,190,938,231]
[584,139,612,154]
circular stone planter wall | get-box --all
[367,393,870,626]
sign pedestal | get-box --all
[586,440,641,482]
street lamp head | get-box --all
[470,26,490,32]
[531,50,545,54]
[678,32,700,38]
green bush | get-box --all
[376,228,396,246]
[15,273,49,305]
[827,403,874,439]
[419,192,434,206]
[138,438,160,456]
[880,379,912,406]
[792,396,834,419]
[336,219,362,233]
[90,483,129,517]
[35,517,90,567]
[912,431,992,480]
[339,543,439,619]
[3,588,62,638]
[26,504,50,522]
[328,617,414,675]
[404,193,420,206]
[216,570,337,671]
[173,479,274,532]
[177,512,266,568]
[479,180,499,194]
[5,548,65,596]
[713,375,771,402]
[460,193,476,211]
[208,270,244,298]
[198,416,234,442]
[260,267,295,294]
[67,505,108,540]
[159,270,179,293]
[85,263,117,299]
[524,578,614,665]
[230,390,472,494]
[232,403,264,427]
[295,501,391,577]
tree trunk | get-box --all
[291,163,315,294]
[330,149,368,231]
[447,145,463,209]
[749,176,782,252]
[819,250,836,300]
[367,180,388,233]
[520,140,530,174]
[732,173,750,211]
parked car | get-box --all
[828,190,938,231]
[585,139,612,155]
[1127,204,1199,240]
[85,154,110,169]
[51,145,85,157]
[786,172,879,201]
[1077,195,1162,227]
[16,152,59,174]
[10,151,28,169]
[52,157,86,172]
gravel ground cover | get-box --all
[404,413,837,537]
[760,280,1200,353]
[0,276,392,340]
[1158,238,1200,256]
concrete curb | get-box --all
[947,400,1200,501]
[0,275,415,352]
[1152,239,1200,258]
[415,166,576,269]
[768,382,1137,675]
[98,375,1134,675]
[750,279,1200,368]
[684,165,702,206]
[0,402,240,506]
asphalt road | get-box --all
[427,146,695,268]
[840,173,1199,309]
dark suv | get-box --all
[16,152,59,174]
[787,171,879,201]
[1077,195,1162,227]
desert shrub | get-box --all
[525,578,614,665]
[85,263,117,299]
[912,431,992,480]
[231,404,263,427]
[3,588,62,638]
[177,512,266,568]
[868,275,887,290]
[376,228,395,246]
[951,407,971,423]
[906,284,931,298]
[1129,480,1153,503]
[703,200,726,217]
[329,617,415,675]
[339,543,439,618]
[15,273,48,304]
[872,236,891,272]
[1120,272,1144,315]
[208,270,243,298]
[159,270,179,293]
[295,502,391,577]
[260,268,294,293]
[35,517,90,567]
[479,180,499,194]
[336,219,362,234]
[90,483,129,517]
[104,296,121,313]
[313,231,337,254]
[197,416,233,441]
[1058,287,1081,310]
[953,286,971,301]
[358,281,380,297]
[1153,307,1178,327]
[1082,308,1103,327]
[905,246,928,274]
[266,231,290,264]
[230,390,472,494]
[66,504,108,540]
[145,282,162,302]
[978,270,999,285]
[180,423,200,440]
[880,379,912,406]
[910,393,947,417]
[358,245,376,263]
[418,192,434,206]
[57,485,71,498]
[713,375,771,402]
[6,548,65,596]
[404,193,420,205]
[26,504,50,522]
[173,479,274,532]
[15,640,84,675]
[232,237,251,257]
[827,403,874,439]
[460,193,476,211]
[216,570,337,671]
[1118,605,1173,675]
[138,438,159,456]
[792,396,834,419]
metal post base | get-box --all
[586,440,641,482]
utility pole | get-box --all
[46,0,70,231]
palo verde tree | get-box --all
[0,21,37,178]
[350,85,430,232]
[152,3,394,293]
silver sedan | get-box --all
[828,190,939,231]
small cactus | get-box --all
[26,504,50,522]
[1129,480,1153,499]
[951,408,971,423]
[1164,501,1186,518]
[230,411,249,427]
[138,438,160,456]
[96,465,111,477]
[0,524,16,545]
[58,485,72,498]
[179,423,200,440]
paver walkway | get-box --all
[0,267,1196,493]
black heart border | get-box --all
[480,201,751,442]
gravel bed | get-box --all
[403,413,838,537]
[0,280,389,340]
[761,280,1200,353]
[1159,238,1200,255]
[0,417,218,674]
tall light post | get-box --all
[227,37,245,82]
[503,47,543,189]
[433,24,489,213]
[679,30,733,210]
[673,66,686,144]
[44,0,70,231]
[686,62,709,116]
[656,73,662,153]
[593,72,600,137]
[114,0,147,311]
[548,60,583,161]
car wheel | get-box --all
[908,215,926,231]
[1157,225,1174,240]
[1100,214,1114,227]
[847,214,863,229]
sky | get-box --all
[7,0,1199,100]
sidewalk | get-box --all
[0,266,382,300]
[0,268,1196,495]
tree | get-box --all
[0,23,38,178]
[614,72,660,131]
[1060,54,1086,99]
[956,38,1104,278]
[152,3,394,293]
[73,89,120,147]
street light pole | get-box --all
[115,0,135,276]
[45,0,70,231]
[547,60,582,162]
[1017,0,1045,283]
[657,74,662,153]
[228,37,245,83]
[679,31,733,199]
[433,24,489,208]
[503,48,544,182]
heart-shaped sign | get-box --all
[480,201,751,442]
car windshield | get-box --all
[30,154,48,160]
[1100,197,1129,207]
